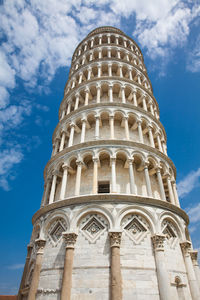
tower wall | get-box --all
[18,26,200,300]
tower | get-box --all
[18,26,200,300]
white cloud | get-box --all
[0,148,23,191]
[187,203,200,223]
[177,168,200,198]
[0,0,199,189]
[6,263,24,270]
[187,34,200,72]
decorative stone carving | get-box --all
[109,231,122,248]
[47,218,67,247]
[62,232,78,248]
[152,234,165,251]
[180,241,191,255]
[122,214,149,244]
[162,220,178,248]
[35,238,46,253]
[80,214,108,243]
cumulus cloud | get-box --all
[0,149,23,191]
[177,168,200,198]
[6,263,24,270]
[0,0,199,190]
[187,203,200,224]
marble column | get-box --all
[109,231,122,300]
[109,85,113,102]
[98,64,101,77]
[156,134,163,152]
[111,158,117,193]
[95,116,100,139]
[149,101,154,115]
[68,123,75,147]
[54,138,60,155]
[75,161,82,196]
[84,88,89,106]
[172,181,180,207]
[96,85,101,103]
[128,68,133,80]
[142,96,147,111]
[61,232,78,300]
[152,234,171,300]
[137,74,141,84]
[18,244,33,299]
[59,131,66,152]
[137,120,144,143]
[27,239,46,300]
[78,73,83,84]
[124,117,129,140]
[110,115,115,139]
[180,241,200,300]
[87,67,92,80]
[128,159,136,194]
[190,251,200,287]
[93,158,98,194]
[148,126,155,147]
[49,172,57,204]
[133,90,137,106]
[67,102,71,114]
[121,86,126,103]
[42,179,51,206]
[144,163,152,197]
[60,164,68,200]
[61,110,65,120]
[156,168,166,201]
[119,65,123,78]
[166,175,175,205]
[80,118,86,143]
[108,63,112,76]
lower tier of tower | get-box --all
[19,197,200,300]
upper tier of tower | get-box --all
[40,27,179,209]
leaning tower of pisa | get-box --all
[18,26,200,300]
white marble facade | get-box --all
[18,26,200,300]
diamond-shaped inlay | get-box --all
[122,215,149,245]
[161,220,178,249]
[163,225,176,239]
[49,221,65,243]
[83,217,104,236]
[80,214,107,244]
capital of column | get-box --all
[190,250,198,264]
[76,160,83,167]
[96,84,101,90]
[180,241,192,255]
[70,122,76,128]
[137,119,142,125]
[110,157,116,164]
[92,157,99,164]
[84,86,90,93]
[81,117,87,123]
[62,163,69,171]
[62,232,78,249]
[52,170,59,176]
[109,231,122,248]
[127,158,134,165]
[35,238,46,254]
[152,234,165,252]
[75,92,80,97]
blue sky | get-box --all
[0,0,200,294]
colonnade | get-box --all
[71,46,146,76]
[42,153,180,207]
[66,62,151,96]
[61,82,159,121]
[72,30,142,65]
[26,233,200,300]
[53,112,166,156]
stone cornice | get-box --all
[32,194,189,225]
[44,140,176,179]
[56,102,164,141]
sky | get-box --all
[0,0,200,295]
